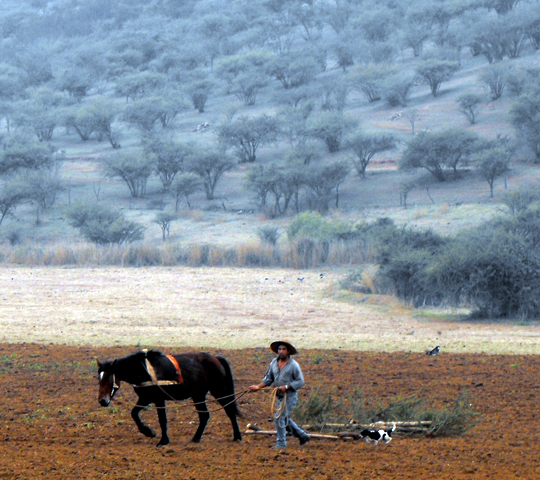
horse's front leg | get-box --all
[131,401,156,439]
[191,397,210,443]
[155,400,170,447]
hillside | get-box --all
[1,0,540,249]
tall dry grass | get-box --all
[0,238,375,268]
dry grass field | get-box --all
[2,266,539,354]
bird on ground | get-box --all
[426,345,440,356]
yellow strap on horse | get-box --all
[270,387,288,419]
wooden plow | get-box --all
[245,421,433,441]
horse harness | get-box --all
[135,350,184,388]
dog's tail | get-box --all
[384,423,396,443]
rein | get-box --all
[136,389,250,413]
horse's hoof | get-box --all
[141,428,156,438]
[157,440,170,447]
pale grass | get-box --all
[1,266,539,354]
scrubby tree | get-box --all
[307,111,357,153]
[457,93,484,124]
[186,148,235,200]
[56,67,94,101]
[65,105,97,141]
[382,75,414,107]
[185,76,214,113]
[346,132,397,179]
[80,98,122,149]
[0,177,30,227]
[67,202,145,245]
[218,114,279,163]
[480,64,508,100]
[510,92,540,162]
[26,170,65,224]
[267,53,320,89]
[469,15,507,63]
[502,188,539,215]
[144,135,192,189]
[277,102,314,147]
[400,16,432,57]
[169,173,203,211]
[349,63,399,103]
[416,59,460,97]
[14,87,70,141]
[304,161,350,211]
[475,145,511,197]
[103,151,154,198]
[154,212,178,241]
[0,135,57,174]
[400,129,480,181]
[114,71,167,102]
[215,50,271,106]
[246,163,305,215]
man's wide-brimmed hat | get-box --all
[270,340,298,355]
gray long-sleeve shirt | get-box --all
[262,357,305,393]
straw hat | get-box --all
[270,340,298,355]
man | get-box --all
[249,340,310,449]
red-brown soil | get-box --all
[1,343,539,479]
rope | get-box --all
[270,387,287,419]
[136,389,250,413]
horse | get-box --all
[97,349,243,446]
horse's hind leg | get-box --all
[219,398,242,441]
[155,400,170,447]
[191,397,210,443]
[131,401,156,439]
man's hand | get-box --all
[278,385,287,394]
[249,385,260,392]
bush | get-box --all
[429,224,540,318]
[257,226,280,245]
[287,212,336,241]
[501,189,539,215]
[295,390,478,437]
[67,203,145,245]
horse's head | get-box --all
[97,359,121,407]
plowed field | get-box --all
[1,343,539,479]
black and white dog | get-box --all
[360,423,396,445]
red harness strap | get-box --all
[167,355,184,384]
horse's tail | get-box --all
[217,356,242,417]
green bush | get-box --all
[287,212,336,241]
[66,203,145,245]
[432,225,540,318]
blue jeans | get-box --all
[274,393,308,448]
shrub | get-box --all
[296,390,478,437]
[257,226,280,245]
[287,212,335,241]
[66,203,145,245]
[501,188,539,215]
[431,224,540,318]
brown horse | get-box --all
[97,349,242,446]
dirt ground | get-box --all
[1,343,539,479]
